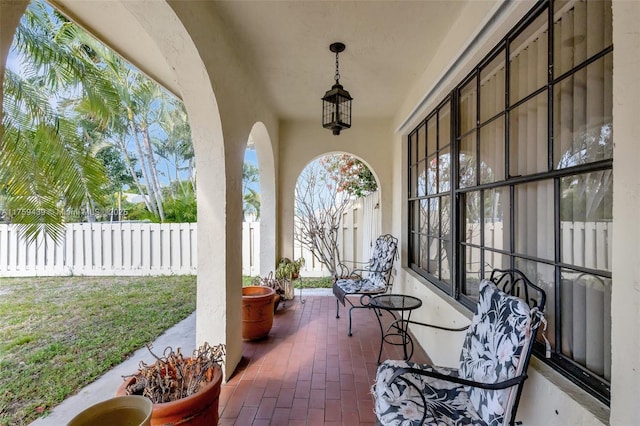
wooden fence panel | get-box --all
[0,223,197,277]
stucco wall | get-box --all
[610,0,640,423]
[163,0,280,376]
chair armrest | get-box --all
[334,266,363,280]
[383,367,526,425]
[390,319,469,333]
[339,260,370,266]
[336,261,394,279]
[389,367,526,391]
[334,261,368,279]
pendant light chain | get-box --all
[334,50,341,84]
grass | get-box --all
[242,275,333,288]
[0,275,196,426]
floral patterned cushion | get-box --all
[373,360,485,426]
[335,235,397,295]
[368,236,398,288]
[458,279,535,425]
[335,277,386,294]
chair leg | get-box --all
[348,304,369,337]
[348,305,355,336]
[336,298,340,319]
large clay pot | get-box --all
[116,364,222,426]
[68,395,152,426]
[242,286,276,340]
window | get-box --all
[408,99,453,293]
[407,0,612,404]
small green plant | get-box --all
[275,257,305,280]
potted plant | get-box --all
[116,342,225,426]
[241,285,276,340]
[274,257,305,300]
[275,257,305,281]
[68,395,153,426]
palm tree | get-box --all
[155,96,193,198]
[2,0,195,239]
[1,1,115,243]
[242,162,261,219]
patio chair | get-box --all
[332,234,398,336]
[373,268,548,426]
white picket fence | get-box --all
[0,193,381,278]
[463,220,612,272]
[0,222,197,276]
[246,191,381,277]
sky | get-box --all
[244,148,258,166]
[6,49,20,72]
[244,148,260,195]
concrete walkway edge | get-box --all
[29,312,197,426]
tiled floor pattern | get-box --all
[218,294,431,425]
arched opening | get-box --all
[0,0,237,379]
[247,122,277,277]
[293,152,380,278]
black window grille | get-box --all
[406,0,612,404]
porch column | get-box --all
[121,0,244,376]
[611,0,640,422]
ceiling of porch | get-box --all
[50,0,471,121]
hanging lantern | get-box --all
[322,42,353,135]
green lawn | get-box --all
[0,275,197,426]
[243,275,333,288]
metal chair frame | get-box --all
[333,234,398,336]
[376,268,546,426]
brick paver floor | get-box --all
[218,294,431,425]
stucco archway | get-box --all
[0,0,243,374]
[111,1,245,374]
[278,119,394,263]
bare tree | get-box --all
[294,158,354,275]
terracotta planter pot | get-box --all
[242,286,276,340]
[116,364,222,426]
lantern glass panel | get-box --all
[338,95,351,126]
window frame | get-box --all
[407,96,455,296]
[406,0,612,405]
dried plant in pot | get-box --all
[255,271,285,312]
[116,342,225,426]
